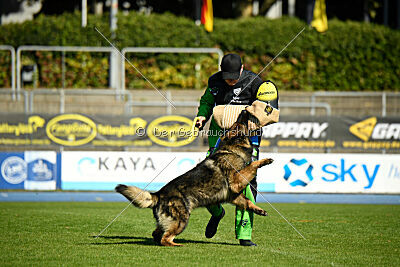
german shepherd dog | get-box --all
[116,111,273,246]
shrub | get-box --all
[0,12,399,90]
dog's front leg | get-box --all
[229,158,273,193]
[231,194,267,216]
[152,226,163,245]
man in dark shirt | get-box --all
[195,53,279,246]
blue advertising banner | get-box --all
[0,152,26,189]
[0,152,60,190]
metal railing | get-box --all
[0,45,16,99]
[124,100,331,116]
[1,44,397,117]
[27,89,133,114]
[16,46,115,100]
[311,91,400,117]
[121,47,224,92]
[0,90,28,112]
[13,45,224,100]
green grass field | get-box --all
[0,202,399,266]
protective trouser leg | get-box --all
[207,204,224,217]
[235,184,256,240]
[205,142,224,217]
[235,137,259,240]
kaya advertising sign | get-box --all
[61,151,400,193]
[0,114,197,148]
[61,151,205,190]
[260,116,400,151]
[0,114,399,151]
[0,151,58,190]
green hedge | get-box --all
[0,12,399,90]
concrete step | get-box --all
[1,89,399,117]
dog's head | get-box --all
[220,110,252,148]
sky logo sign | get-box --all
[321,159,380,189]
[283,158,314,187]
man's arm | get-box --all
[195,87,215,129]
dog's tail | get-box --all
[115,184,158,208]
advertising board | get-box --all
[61,151,204,190]
[0,151,58,190]
[1,113,399,151]
[257,153,400,193]
[61,152,400,193]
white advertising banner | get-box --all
[257,153,400,193]
[61,151,205,190]
[61,151,400,193]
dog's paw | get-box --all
[255,209,268,216]
[115,184,127,193]
[259,158,273,167]
[265,158,274,164]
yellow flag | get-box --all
[201,0,213,32]
[311,0,328,33]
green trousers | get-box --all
[207,184,255,240]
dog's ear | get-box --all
[236,110,249,125]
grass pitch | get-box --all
[0,202,399,266]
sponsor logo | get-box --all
[30,159,53,181]
[233,88,241,96]
[0,115,45,136]
[256,82,277,102]
[147,116,196,147]
[282,158,380,189]
[1,156,27,184]
[98,156,156,171]
[46,114,97,146]
[349,117,377,141]
[257,91,275,96]
[283,158,314,187]
[78,157,96,173]
[263,122,328,139]
[97,118,147,138]
[321,159,379,189]
[387,164,400,179]
[349,117,400,141]
[177,158,196,173]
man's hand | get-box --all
[194,116,206,130]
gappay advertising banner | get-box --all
[0,113,399,151]
[260,115,400,151]
[60,151,400,193]
[0,113,199,149]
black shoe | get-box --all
[205,208,225,238]
[239,239,257,246]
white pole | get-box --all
[82,0,87,27]
[289,0,296,16]
[109,0,119,91]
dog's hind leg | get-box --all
[231,194,268,216]
[229,158,273,193]
[158,199,190,247]
[160,219,188,247]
